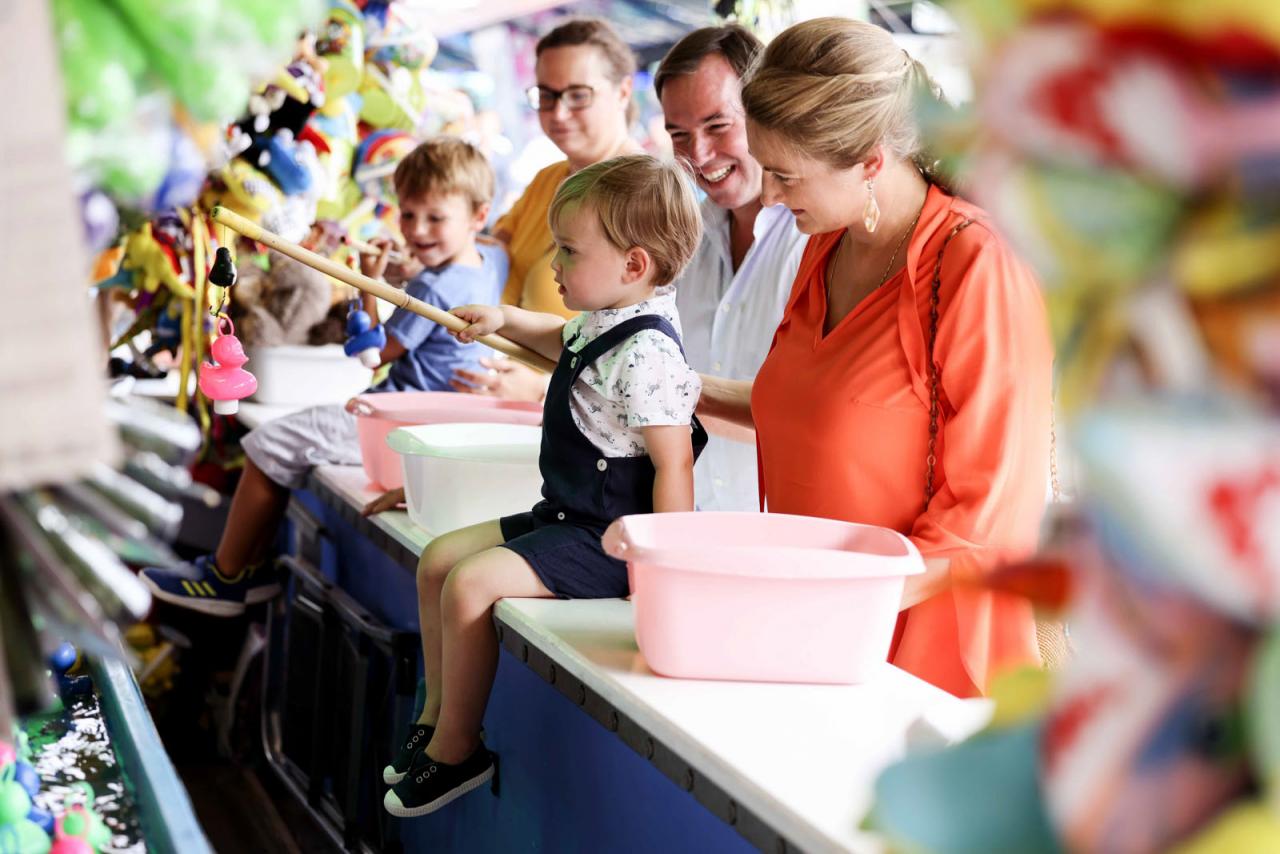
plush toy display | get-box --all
[869,2,1280,851]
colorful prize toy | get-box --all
[68,786,110,852]
[26,804,54,836]
[199,317,257,415]
[0,819,51,854]
[47,806,94,854]
[11,764,36,802]
[0,765,33,830]
[343,304,386,367]
[48,644,77,678]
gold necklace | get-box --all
[828,208,922,303]
[876,209,922,289]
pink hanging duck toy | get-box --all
[199,316,257,415]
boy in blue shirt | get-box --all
[142,138,507,615]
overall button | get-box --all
[570,356,578,368]
[556,511,566,521]
[596,459,608,471]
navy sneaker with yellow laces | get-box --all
[384,744,495,818]
[140,555,281,617]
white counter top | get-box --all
[304,463,991,853]
[494,598,989,853]
[311,464,431,554]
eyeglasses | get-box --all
[526,84,595,112]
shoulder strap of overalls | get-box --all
[567,314,684,384]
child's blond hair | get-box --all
[393,136,495,211]
[548,155,702,287]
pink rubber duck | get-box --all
[199,317,257,415]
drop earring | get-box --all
[863,179,880,233]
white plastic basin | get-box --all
[245,345,372,406]
[387,423,544,535]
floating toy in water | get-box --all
[48,806,94,854]
[199,317,258,415]
[48,644,77,678]
[69,786,110,852]
[26,804,53,836]
[0,766,32,826]
[343,308,386,367]
[0,818,51,854]
[11,765,36,801]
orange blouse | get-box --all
[751,185,1053,697]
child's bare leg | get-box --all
[214,459,289,574]
[428,548,553,763]
[415,521,506,727]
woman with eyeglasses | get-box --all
[447,17,642,399]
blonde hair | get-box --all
[741,17,947,181]
[393,136,495,211]
[549,155,702,287]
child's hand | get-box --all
[450,305,504,342]
[383,250,424,287]
[358,238,399,280]
[361,487,405,516]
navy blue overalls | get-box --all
[500,314,708,599]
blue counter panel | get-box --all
[284,488,756,853]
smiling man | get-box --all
[656,25,808,511]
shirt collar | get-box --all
[576,286,681,341]
[701,199,790,246]
[752,203,790,240]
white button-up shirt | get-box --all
[675,200,808,511]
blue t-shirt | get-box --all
[374,243,508,392]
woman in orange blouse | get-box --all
[699,18,1053,698]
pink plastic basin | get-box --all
[348,391,542,490]
[602,512,924,684]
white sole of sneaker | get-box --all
[142,577,245,617]
[383,764,494,818]
[245,584,283,605]
[383,766,405,785]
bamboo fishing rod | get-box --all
[209,206,556,374]
[342,234,408,264]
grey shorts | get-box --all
[241,404,361,489]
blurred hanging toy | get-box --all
[867,1,1280,851]
[343,302,386,367]
[936,0,1280,411]
[357,0,442,135]
[52,0,326,224]
[199,316,257,415]
[212,55,330,245]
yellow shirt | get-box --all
[495,160,574,318]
